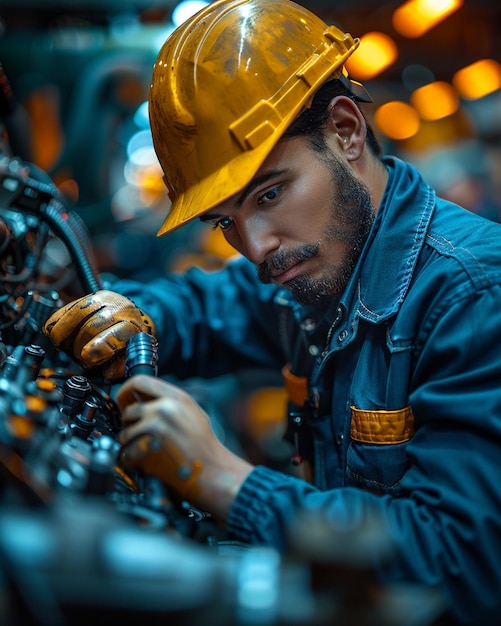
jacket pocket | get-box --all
[346,405,414,494]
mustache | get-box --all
[258,243,319,282]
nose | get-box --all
[228,217,279,265]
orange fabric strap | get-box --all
[350,405,415,444]
[282,362,309,407]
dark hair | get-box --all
[285,78,382,157]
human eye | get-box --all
[213,216,234,231]
[257,185,282,205]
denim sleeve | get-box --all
[109,256,285,379]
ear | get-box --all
[325,95,367,161]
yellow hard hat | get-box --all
[150,0,360,236]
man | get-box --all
[43,1,501,623]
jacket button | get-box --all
[301,318,316,331]
[336,433,344,446]
[338,329,348,342]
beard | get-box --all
[257,149,375,307]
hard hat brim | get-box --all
[156,131,281,236]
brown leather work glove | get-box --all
[43,290,155,380]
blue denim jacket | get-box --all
[116,157,501,625]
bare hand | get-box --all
[116,375,252,519]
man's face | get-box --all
[201,135,375,307]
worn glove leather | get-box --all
[43,290,155,380]
[120,433,204,502]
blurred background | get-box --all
[0,0,500,285]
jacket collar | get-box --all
[337,156,436,323]
[277,157,436,328]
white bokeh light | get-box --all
[172,1,210,27]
